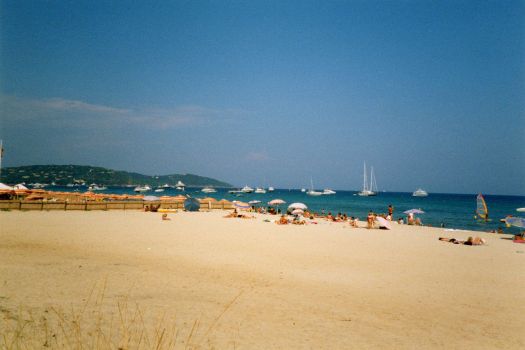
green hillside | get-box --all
[1,165,232,188]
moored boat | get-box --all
[201,186,217,193]
[134,185,151,192]
[358,162,377,196]
[412,188,428,197]
[254,187,267,194]
[241,185,254,193]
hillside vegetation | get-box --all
[1,165,232,188]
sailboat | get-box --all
[358,162,378,196]
[306,178,323,196]
[475,193,489,222]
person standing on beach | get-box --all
[388,204,394,220]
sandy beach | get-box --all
[1,210,524,349]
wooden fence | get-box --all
[0,200,234,211]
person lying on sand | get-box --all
[276,215,289,225]
[224,208,255,219]
[224,209,239,218]
[292,216,306,225]
[439,237,486,245]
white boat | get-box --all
[162,183,171,188]
[358,162,377,196]
[134,185,151,192]
[154,188,165,193]
[175,181,185,190]
[412,188,428,197]
[241,185,254,193]
[254,187,267,194]
[89,184,107,191]
[268,186,275,192]
[307,178,323,196]
[201,186,217,193]
[322,189,336,195]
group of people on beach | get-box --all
[221,203,428,230]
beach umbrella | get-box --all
[268,199,286,206]
[505,217,525,229]
[292,208,304,215]
[184,198,200,211]
[403,209,425,215]
[288,202,307,210]
[13,184,28,190]
[375,216,392,230]
[233,201,251,209]
[143,195,160,201]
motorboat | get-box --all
[134,185,151,192]
[254,187,267,194]
[322,189,336,195]
[201,186,217,193]
[241,185,254,193]
[358,162,377,196]
[154,188,165,193]
[268,186,275,192]
[300,188,306,192]
[162,183,171,188]
[228,189,244,194]
[89,184,107,191]
[175,181,185,190]
[412,188,428,197]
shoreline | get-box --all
[1,210,524,349]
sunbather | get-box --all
[276,215,289,225]
[439,237,486,245]
[367,211,374,229]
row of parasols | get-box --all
[233,199,305,213]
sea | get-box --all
[47,186,525,235]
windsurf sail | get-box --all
[476,194,489,221]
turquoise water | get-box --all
[47,186,525,234]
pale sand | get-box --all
[1,210,524,349]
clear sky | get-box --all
[1,0,524,195]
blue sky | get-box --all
[1,0,524,195]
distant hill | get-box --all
[0,165,232,188]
